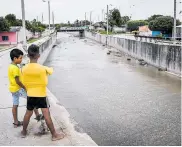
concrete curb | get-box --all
[0,45,16,53]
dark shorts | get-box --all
[27,97,50,111]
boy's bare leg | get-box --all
[21,110,33,137]
[12,105,19,126]
[41,108,65,141]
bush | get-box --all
[127,20,148,32]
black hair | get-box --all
[28,44,40,59]
[10,49,24,61]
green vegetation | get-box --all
[0,13,46,35]
[127,20,149,32]
[108,8,130,28]
[98,30,114,35]
[148,16,181,33]
[0,17,10,31]
[28,38,39,43]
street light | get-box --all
[90,11,92,29]
[42,0,51,34]
[21,0,27,51]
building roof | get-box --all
[176,25,182,28]
[139,25,151,32]
[9,26,21,32]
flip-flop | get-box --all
[52,133,65,141]
[13,121,23,128]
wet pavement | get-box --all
[45,33,181,146]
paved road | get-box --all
[45,33,181,146]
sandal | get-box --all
[13,121,23,128]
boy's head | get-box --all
[28,44,40,60]
[10,49,24,64]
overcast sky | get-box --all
[0,0,181,24]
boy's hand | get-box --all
[23,87,27,93]
[44,66,53,75]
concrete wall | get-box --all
[85,32,181,76]
[21,33,57,66]
[38,33,57,65]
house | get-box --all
[93,22,108,31]
[0,26,33,45]
[113,25,127,33]
[139,25,152,36]
[139,25,172,38]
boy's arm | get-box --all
[43,66,53,75]
[15,76,26,91]
[13,67,26,91]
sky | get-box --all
[0,0,181,24]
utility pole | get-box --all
[37,16,39,27]
[21,0,27,51]
[42,0,51,34]
[52,11,54,28]
[42,13,44,24]
[90,11,92,29]
[48,0,51,34]
[106,4,109,46]
[85,12,87,28]
[173,0,177,41]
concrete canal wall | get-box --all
[85,32,181,76]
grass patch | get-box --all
[98,30,114,35]
[28,38,39,43]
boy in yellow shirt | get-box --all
[8,49,42,128]
[21,44,65,141]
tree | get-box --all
[127,20,148,31]
[68,21,71,26]
[37,26,45,35]
[149,16,181,33]
[81,20,90,26]
[148,14,163,22]
[16,19,22,26]
[108,8,122,28]
[74,19,80,27]
[55,24,61,31]
[0,17,10,31]
[120,16,130,25]
[25,20,33,31]
[5,14,17,26]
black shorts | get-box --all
[27,97,50,111]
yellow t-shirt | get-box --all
[8,64,21,93]
[22,63,53,97]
